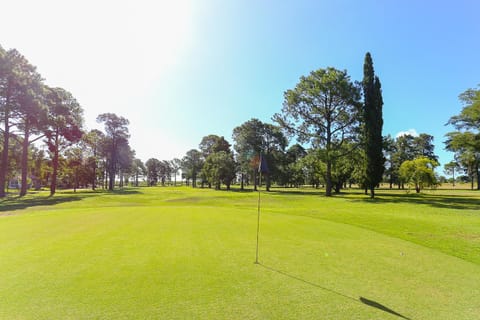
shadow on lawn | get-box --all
[0,194,87,212]
[355,192,479,210]
[266,187,479,211]
[258,263,412,320]
[0,188,141,213]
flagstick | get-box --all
[255,171,262,264]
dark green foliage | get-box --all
[386,133,438,189]
[274,67,362,196]
[362,52,384,198]
[201,151,236,190]
[181,149,203,188]
[199,135,231,158]
[232,118,287,191]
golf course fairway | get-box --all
[1,187,479,319]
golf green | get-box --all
[0,187,479,319]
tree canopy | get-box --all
[274,67,362,196]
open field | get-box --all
[1,187,479,319]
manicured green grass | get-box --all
[1,187,479,319]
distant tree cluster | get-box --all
[0,45,136,196]
[445,85,480,190]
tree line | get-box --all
[176,53,479,195]
[0,45,137,197]
[2,46,478,197]
[176,53,435,196]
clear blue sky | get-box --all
[2,0,479,170]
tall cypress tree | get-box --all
[362,52,384,198]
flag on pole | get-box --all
[255,153,268,264]
[258,154,269,174]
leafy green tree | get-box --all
[201,151,236,190]
[199,135,231,158]
[0,48,44,196]
[0,47,17,196]
[145,158,161,186]
[232,119,286,191]
[30,147,48,190]
[274,67,362,196]
[280,144,307,187]
[445,85,480,189]
[96,113,130,191]
[64,146,84,192]
[413,134,438,162]
[132,158,146,187]
[16,71,46,196]
[116,141,134,187]
[83,129,105,190]
[159,160,172,186]
[390,133,438,189]
[448,85,480,130]
[444,131,479,189]
[444,160,460,187]
[232,119,264,191]
[331,141,364,192]
[383,134,397,188]
[44,87,84,196]
[170,158,182,186]
[298,149,326,188]
[362,52,384,198]
[399,157,439,193]
[181,149,203,188]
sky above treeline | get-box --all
[2,0,479,168]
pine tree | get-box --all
[362,52,384,198]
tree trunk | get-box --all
[119,170,123,188]
[325,160,332,196]
[92,163,96,190]
[73,169,77,193]
[50,134,59,196]
[240,173,244,190]
[370,187,375,199]
[253,170,257,191]
[334,182,341,194]
[415,184,420,193]
[266,174,270,192]
[20,123,30,196]
[0,109,10,198]
[476,161,480,190]
[108,168,115,190]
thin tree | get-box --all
[362,52,384,198]
[96,113,130,191]
[17,73,46,196]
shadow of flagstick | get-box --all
[258,263,412,320]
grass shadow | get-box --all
[258,263,412,320]
[266,188,326,196]
[108,188,142,195]
[0,188,142,213]
[354,192,480,210]
[0,195,88,212]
